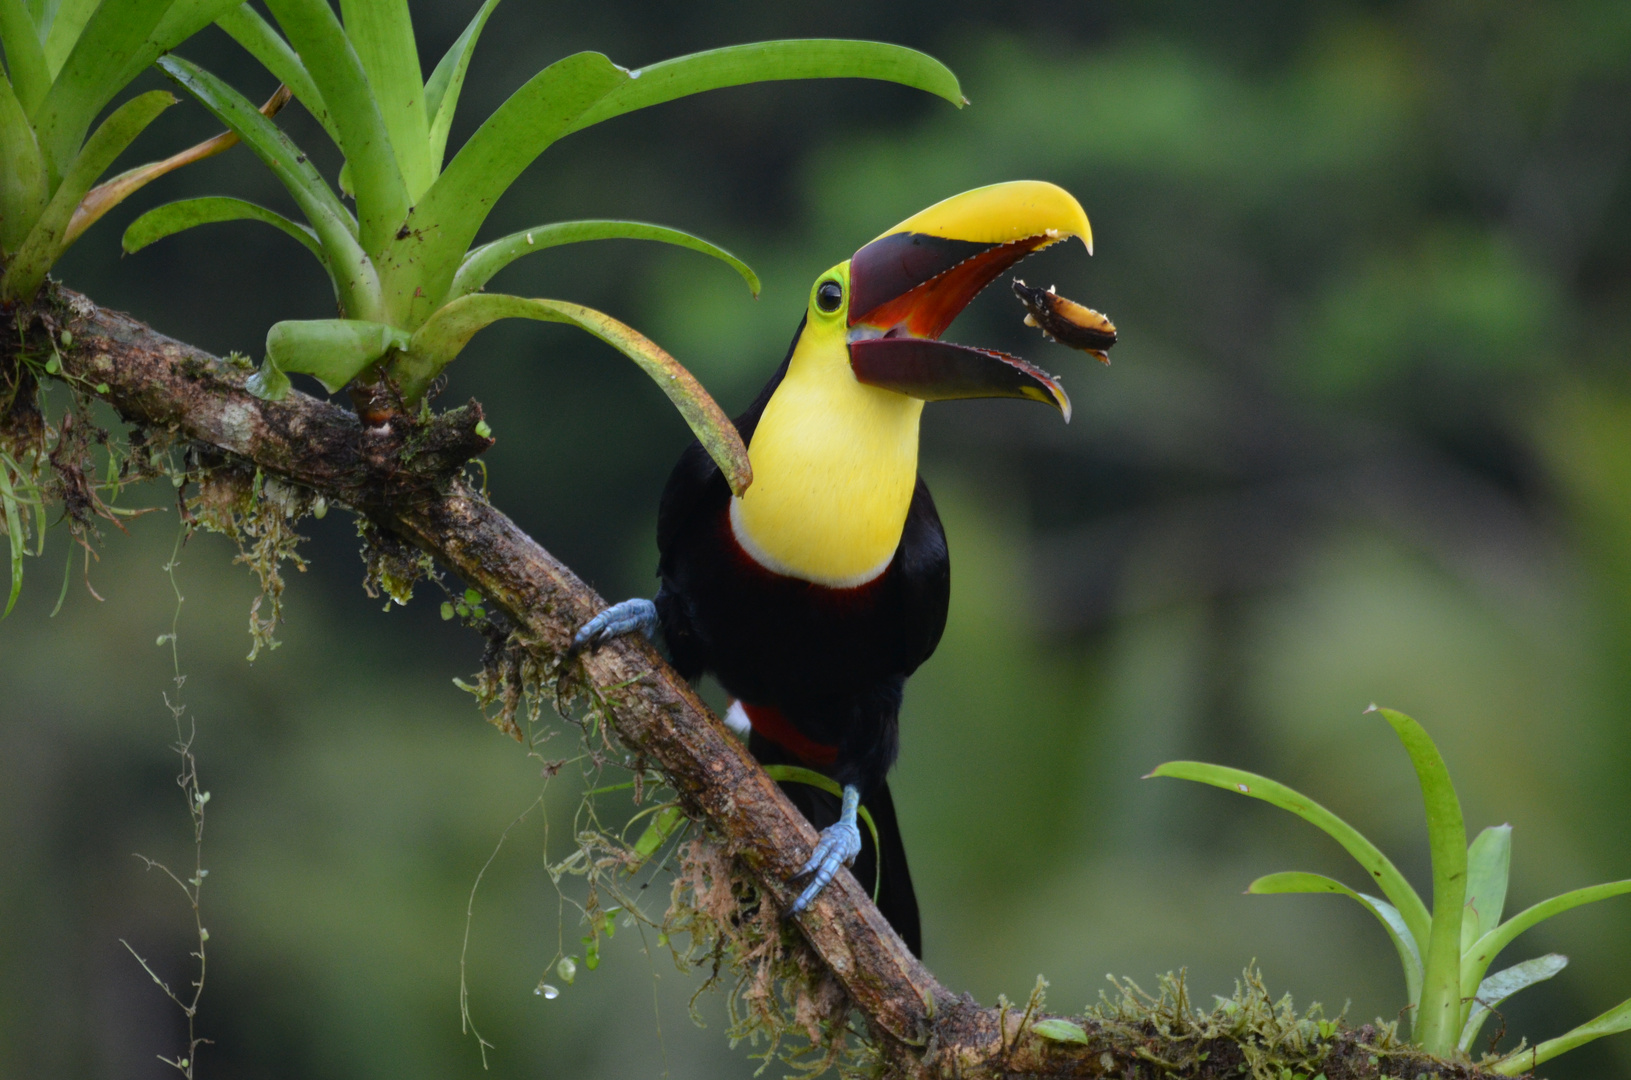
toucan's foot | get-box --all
[786,784,863,918]
[571,598,657,653]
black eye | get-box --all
[816,280,843,313]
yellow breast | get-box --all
[730,319,924,588]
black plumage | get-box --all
[651,319,949,956]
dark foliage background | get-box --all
[4,1,1631,1077]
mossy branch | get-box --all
[0,284,1525,1080]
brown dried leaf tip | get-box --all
[1012,278,1117,364]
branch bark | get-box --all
[1,286,1521,1080]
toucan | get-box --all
[574,181,1094,956]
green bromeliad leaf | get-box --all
[32,0,172,177]
[338,0,431,199]
[31,0,239,182]
[1494,995,1631,1075]
[1370,706,1466,1057]
[451,219,759,300]
[0,0,51,114]
[250,318,410,400]
[565,39,965,134]
[380,51,629,325]
[112,0,246,90]
[262,0,408,254]
[422,0,499,172]
[40,0,98,77]
[215,3,337,142]
[2,88,174,301]
[124,196,326,266]
[1462,877,1631,998]
[1462,824,1511,956]
[1248,871,1424,1009]
[1147,760,1431,949]
[405,293,750,494]
[158,55,378,317]
[386,39,962,327]
[0,69,48,255]
[1460,954,1567,1053]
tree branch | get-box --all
[1,285,1520,1080]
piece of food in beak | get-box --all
[1012,279,1117,365]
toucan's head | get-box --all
[806,180,1091,422]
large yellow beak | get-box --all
[845,181,1092,420]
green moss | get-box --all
[357,516,435,610]
[188,462,314,660]
[1019,966,1487,1080]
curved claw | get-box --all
[785,785,863,919]
[571,598,657,654]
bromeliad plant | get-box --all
[124,0,966,490]
[1151,706,1631,1074]
[0,0,269,302]
[3,0,307,617]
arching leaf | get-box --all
[452,219,759,299]
[39,0,97,78]
[1463,824,1511,956]
[1249,871,1423,1009]
[157,55,378,318]
[566,39,965,135]
[124,196,325,267]
[405,294,750,494]
[68,84,292,248]
[1463,878,1631,997]
[1147,760,1431,949]
[1493,996,1631,1075]
[112,0,247,89]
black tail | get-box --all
[752,737,921,956]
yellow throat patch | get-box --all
[730,266,922,588]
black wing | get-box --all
[892,475,950,676]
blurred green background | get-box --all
[4,1,1631,1076]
